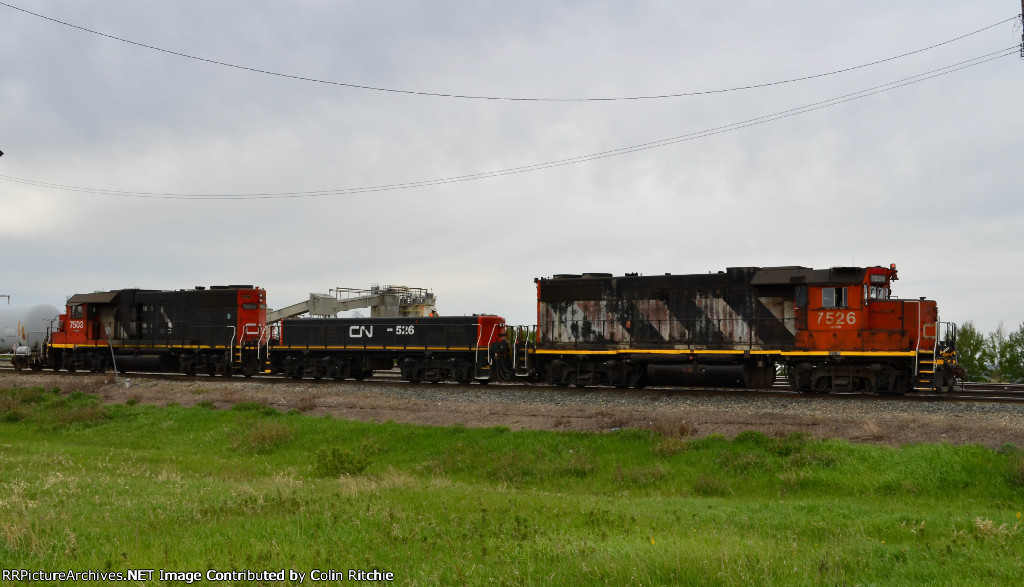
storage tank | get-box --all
[0,304,61,354]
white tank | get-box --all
[0,304,61,353]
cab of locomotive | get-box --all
[235,287,268,344]
[799,266,894,335]
[797,263,941,354]
[52,301,104,346]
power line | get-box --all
[1,46,1016,201]
[0,1,1017,102]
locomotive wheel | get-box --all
[241,359,258,378]
[454,363,474,385]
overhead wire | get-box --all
[0,1,1018,101]
[0,46,1017,200]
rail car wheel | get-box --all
[560,371,576,387]
[454,362,474,385]
[241,358,258,378]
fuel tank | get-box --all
[0,304,61,353]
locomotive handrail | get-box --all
[239,322,263,344]
[227,326,236,366]
[484,322,503,366]
[508,325,535,372]
[913,302,921,377]
[475,323,485,365]
[255,323,273,362]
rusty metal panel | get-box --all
[537,269,799,351]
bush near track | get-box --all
[958,321,1024,383]
[1,385,1022,585]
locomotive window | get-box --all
[71,305,83,319]
[822,287,847,308]
[869,286,889,300]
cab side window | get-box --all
[822,287,847,308]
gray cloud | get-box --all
[1,1,1020,331]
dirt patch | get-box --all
[4,372,1023,448]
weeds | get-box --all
[691,474,734,496]
[231,401,279,417]
[296,393,320,412]
[314,446,371,477]
[231,418,295,454]
[647,416,696,438]
[972,517,1016,539]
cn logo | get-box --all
[349,325,373,338]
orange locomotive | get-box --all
[47,286,268,375]
[511,264,960,393]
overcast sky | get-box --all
[1,1,1021,332]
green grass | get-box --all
[1,385,1022,585]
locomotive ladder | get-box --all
[913,320,940,392]
[914,349,937,392]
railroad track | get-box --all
[4,363,1024,403]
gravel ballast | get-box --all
[3,371,1022,448]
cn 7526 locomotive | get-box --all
[505,264,960,393]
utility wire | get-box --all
[1,46,1016,200]
[0,1,1017,102]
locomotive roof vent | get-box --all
[552,274,581,279]
[195,286,206,290]
[582,273,612,278]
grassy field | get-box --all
[1,384,1022,586]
